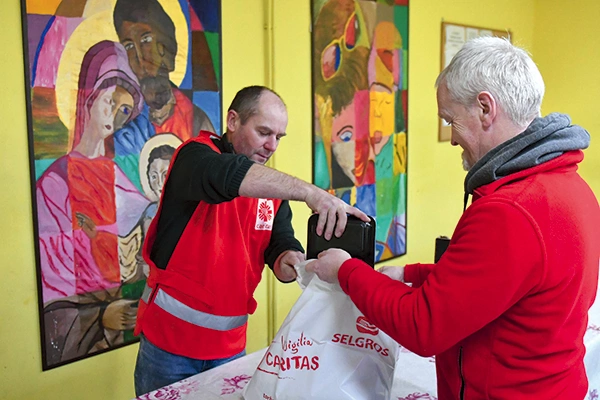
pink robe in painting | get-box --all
[35,41,148,304]
[37,153,149,303]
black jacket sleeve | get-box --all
[166,141,254,203]
[264,201,304,275]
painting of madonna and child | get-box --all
[312,0,409,262]
[22,0,222,369]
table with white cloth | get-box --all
[136,290,600,400]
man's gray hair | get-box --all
[436,36,545,127]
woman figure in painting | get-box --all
[36,40,150,365]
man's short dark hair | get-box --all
[228,86,285,125]
[113,0,177,59]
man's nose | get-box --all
[264,136,278,152]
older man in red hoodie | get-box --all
[308,37,600,400]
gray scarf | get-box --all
[465,113,590,196]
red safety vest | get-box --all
[135,132,281,359]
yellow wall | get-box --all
[1,0,598,399]
[533,0,600,196]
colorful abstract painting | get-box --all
[312,0,409,262]
[21,0,222,369]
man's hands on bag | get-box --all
[307,249,407,285]
[377,266,405,282]
[274,250,306,282]
[306,248,351,284]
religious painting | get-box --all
[20,0,222,370]
[312,0,409,263]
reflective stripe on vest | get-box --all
[148,285,248,331]
[141,284,153,304]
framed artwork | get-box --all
[20,0,222,370]
[439,22,510,141]
[312,0,409,263]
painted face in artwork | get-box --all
[118,21,175,110]
[148,157,170,199]
[368,21,403,155]
[228,91,288,165]
[88,85,134,139]
[331,101,357,186]
[314,0,370,115]
[369,84,394,154]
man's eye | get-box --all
[123,42,134,51]
[141,35,153,44]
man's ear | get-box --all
[226,110,239,133]
[477,91,496,129]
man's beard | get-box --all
[140,76,172,110]
[461,151,472,171]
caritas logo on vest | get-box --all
[331,316,390,357]
[255,199,274,230]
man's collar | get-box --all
[214,132,235,154]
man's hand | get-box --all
[274,250,306,282]
[377,266,405,282]
[305,188,369,240]
[306,248,351,284]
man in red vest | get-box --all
[308,37,600,400]
[133,85,368,395]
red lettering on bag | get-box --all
[311,356,319,370]
[281,332,313,354]
[330,333,390,357]
[262,352,321,372]
[356,316,380,335]
[300,356,311,370]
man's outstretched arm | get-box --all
[239,163,369,240]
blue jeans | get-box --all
[134,335,246,396]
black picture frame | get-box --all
[310,0,410,264]
[20,0,223,370]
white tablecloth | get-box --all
[136,289,600,400]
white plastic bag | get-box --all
[243,261,399,400]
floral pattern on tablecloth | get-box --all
[397,393,437,400]
[137,377,201,400]
[221,375,251,395]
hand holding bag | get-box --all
[243,261,399,400]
